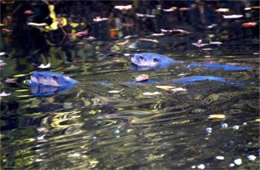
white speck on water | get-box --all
[92,136,97,141]
[206,127,212,133]
[243,122,247,126]
[247,155,256,161]
[232,125,240,130]
[229,163,235,167]
[126,129,132,133]
[116,135,120,138]
[197,164,205,169]
[191,165,196,169]
[221,123,228,128]
[35,159,43,162]
[68,153,81,157]
[234,158,242,165]
[37,134,45,141]
[216,156,225,160]
[114,129,120,134]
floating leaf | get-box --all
[5,78,16,83]
[0,92,11,97]
[156,85,175,90]
[179,7,191,11]
[0,60,7,67]
[215,8,230,13]
[192,39,209,47]
[93,17,108,22]
[108,89,124,94]
[24,10,33,14]
[208,114,226,120]
[38,63,51,69]
[114,5,132,10]
[136,74,149,82]
[242,22,257,28]
[223,14,243,19]
[255,118,260,122]
[162,7,177,12]
[171,87,187,93]
[142,92,161,96]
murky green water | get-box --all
[1,1,259,169]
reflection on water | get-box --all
[1,0,259,169]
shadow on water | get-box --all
[1,0,259,169]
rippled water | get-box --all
[1,38,259,169]
[1,1,260,169]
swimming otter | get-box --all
[28,72,78,87]
[131,53,252,71]
[131,53,180,70]
[27,72,78,96]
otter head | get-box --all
[131,53,160,68]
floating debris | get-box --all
[5,78,16,84]
[135,74,149,82]
[197,164,205,169]
[216,156,225,160]
[136,13,155,18]
[209,41,222,45]
[206,127,212,133]
[242,22,257,28]
[208,114,226,120]
[247,155,256,161]
[192,39,209,48]
[92,136,97,141]
[162,6,177,12]
[114,129,120,135]
[38,63,51,69]
[0,92,11,97]
[114,5,132,10]
[156,85,175,91]
[93,17,108,22]
[68,153,81,157]
[229,163,235,167]
[234,158,242,165]
[108,89,124,94]
[171,87,187,93]
[215,8,230,13]
[126,129,132,133]
[0,52,7,56]
[221,123,228,128]
[232,125,240,130]
[223,14,243,19]
[142,92,161,96]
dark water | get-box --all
[1,1,259,169]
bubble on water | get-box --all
[114,129,120,134]
[232,125,239,130]
[216,156,225,160]
[242,122,247,126]
[92,136,97,141]
[234,158,242,165]
[221,123,228,128]
[116,135,120,138]
[197,164,205,169]
[191,165,196,169]
[229,163,235,167]
[247,155,256,161]
[206,127,212,133]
